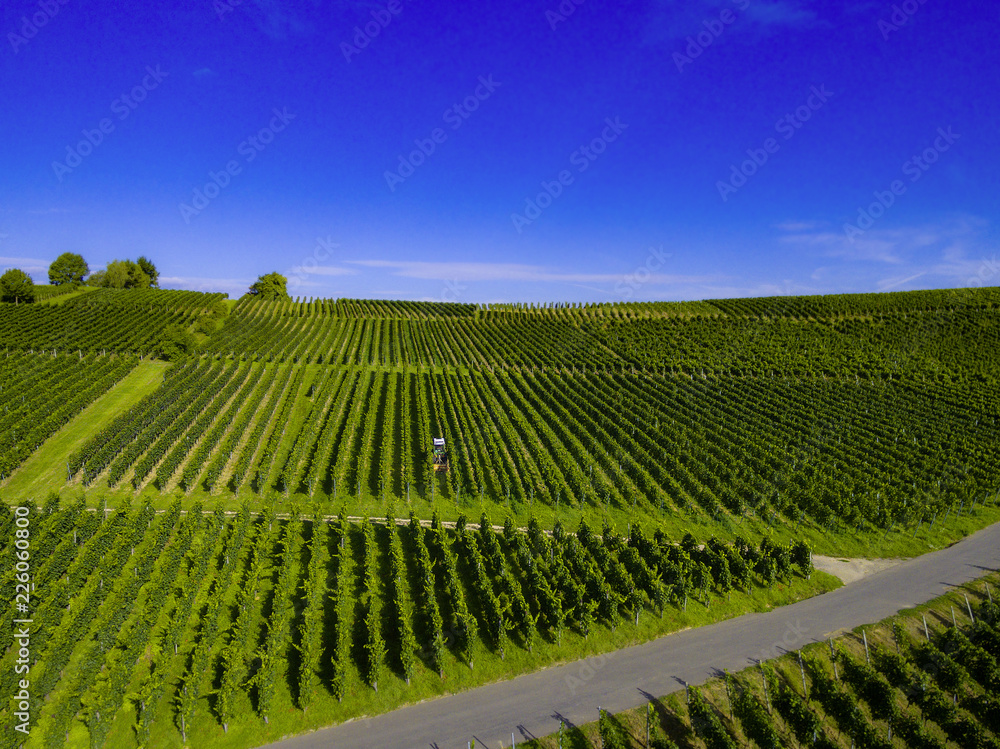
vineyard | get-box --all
[38,358,999,554]
[0,352,137,479]
[1,284,1000,748]
[0,286,996,552]
[0,288,223,355]
[528,573,1000,749]
[0,500,827,748]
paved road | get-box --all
[265,522,1000,749]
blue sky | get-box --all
[1,0,997,302]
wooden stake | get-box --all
[923,615,930,641]
[863,630,870,665]
[723,673,733,719]
[760,661,771,713]
[964,593,975,622]
[646,702,651,748]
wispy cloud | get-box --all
[645,0,821,44]
[773,220,824,232]
[776,215,999,292]
[160,275,253,296]
[347,259,720,286]
[287,265,357,277]
[780,229,906,264]
[0,255,49,275]
[743,1,818,28]
[245,0,318,39]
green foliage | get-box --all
[101,259,151,289]
[688,686,738,749]
[136,255,159,287]
[598,708,629,749]
[0,268,36,303]
[249,271,290,300]
[156,323,196,361]
[730,677,782,749]
[48,252,89,286]
[297,514,328,711]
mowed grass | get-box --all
[1,359,168,501]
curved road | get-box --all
[266,522,1000,749]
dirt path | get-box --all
[813,554,906,584]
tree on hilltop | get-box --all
[0,269,36,304]
[249,272,289,300]
[48,252,89,286]
[102,259,151,289]
[136,256,159,288]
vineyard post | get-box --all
[558,719,563,748]
[950,605,957,628]
[798,652,807,696]
[829,639,838,679]
[759,661,770,712]
[646,701,651,748]
[922,615,929,641]
[723,671,733,719]
[862,630,870,664]
[988,584,993,604]
[964,593,974,622]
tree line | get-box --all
[0,253,160,304]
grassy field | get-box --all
[1,359,168,500]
